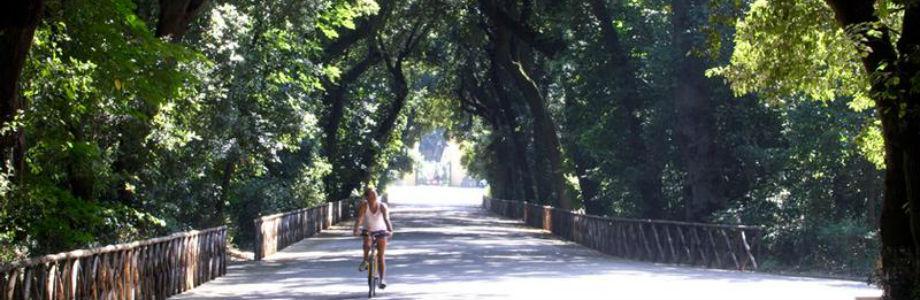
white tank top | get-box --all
[364,202,388,231]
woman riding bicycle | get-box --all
[353,187,393,289]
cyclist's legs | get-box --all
[362,234,371,262]
[377,238,387,281]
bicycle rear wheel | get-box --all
[368,250,376,298]
[368,274,375,298]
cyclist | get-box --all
[353,187,393,289]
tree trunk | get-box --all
[488,10,571,209]
[479,107,520,200]
[501,111,537,201]
[458,62,534,201]
[671,0,724,221]
[865,159,882,228]
[320,0,393,62]
[892,4,920,297]
[504,114,537,201]
[321,49,381,201]
[877,98,916,300]
[506,6,565,207]
[494,135,518,199]
[588,0,663,217]
[504,54,568,208]
[321,50,381,157]
[490,64,538,202]
[457,70,515,199]
[318,5,393,202]
[0,0,43,181]
[335,50,414,200]
[212,151,237,228]
[562,84,604,214]
[825,1,920,298]
[155,0,208,41]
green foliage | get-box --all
[0,0,888,281]
[707,0,892,166]
[856,121,885,169]
[142,0,362,244]
[448,0,883,277]
[2,0,386,257]
[317,0,380,38]
[3,0,194,255]
[708,0,871,109]
[712,99,882,276]
[702,0,903,276]
[459,124,493,183]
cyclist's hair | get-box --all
[364,187,377,200]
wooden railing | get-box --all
[484,197,763,270]
[0,226,227,300]
[253,198,358,260]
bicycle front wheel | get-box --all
[368,275,376,297]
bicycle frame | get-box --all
[365,231,386,298]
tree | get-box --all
[479,0,572,209]
[0,1,44,182]
[155,0,208,40]
[586,0,666,217]
[0,0,381,256]
[670,0,725,221]
[714,0,920,297]
[319,0,464,202]
[319,1,393,201]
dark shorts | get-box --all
[362,229,389,242]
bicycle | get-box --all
[361,230,389,298]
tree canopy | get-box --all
[2,0,919,298]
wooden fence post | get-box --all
[0,227,227,300]
[251,199,358,261]
[480,197,763,271]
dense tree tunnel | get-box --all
[1,0,919,298]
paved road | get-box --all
[172,186,881,300]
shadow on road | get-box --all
[172,186,880,300]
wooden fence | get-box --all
[483,197,763,270]
[0,226,227,300]
[254,198,358,260]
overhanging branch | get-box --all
[478,0,566,58]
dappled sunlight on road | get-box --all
[172,186,880,300]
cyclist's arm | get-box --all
[382,203,394,233]
[353,201,367,234]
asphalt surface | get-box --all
[171,186,881,300]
